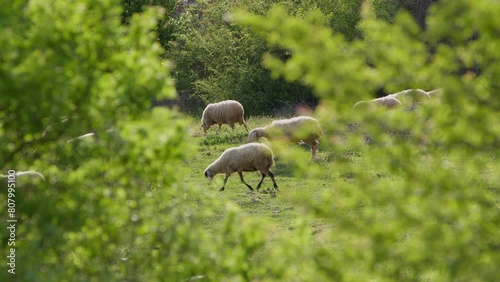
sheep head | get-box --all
[204,169,216,182]
[200,119,211,133]
[248,128,265,143]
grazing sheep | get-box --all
[388,89,431,111]
[204,143,278,192]
[350,95,403,145]
[390,89,431,102]
[248,116,323,159]
[352,95,402,110]
[201,100,248,134]
[426,88,443,98]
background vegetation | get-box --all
[1,0,498,281]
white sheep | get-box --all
[201,100,249,134]
[204,143,278,192]
[352,95,402,110]
[390,89,431,101]
[426,88,443,98]
[350,95,403,145]
[387,89,431,111]
[247,116,323,159]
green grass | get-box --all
[186,116,300,230]
[182,116,390,234]
[174,115,498,278]
[126,114,498,280]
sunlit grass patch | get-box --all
[202,130,248,145]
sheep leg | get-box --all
[268,171,278,190]
[311,142,318,160]
[238,171,254,191]
[256,172,266,191]
[241,121,249,132]
[219,173,231,191]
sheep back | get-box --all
[374,96,402,109]
[392,89,431,105]
[427,88,443,98]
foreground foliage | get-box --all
[234,0,499,280]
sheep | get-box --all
[204,143,278,192]
[426,88,443,98]
[390,89,431,102]
[247,116,323,159]
[352,95,402,111]
[350,95,403,145]
[200,100,249,134]
[387,89,431,111]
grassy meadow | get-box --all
[180,115,419,240]
[154,112,498,280]
[184,116,315,231]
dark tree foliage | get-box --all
[401,0,439,28]
[165,0,319,116]
[122,0,180,51]
[125,0,440,115]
